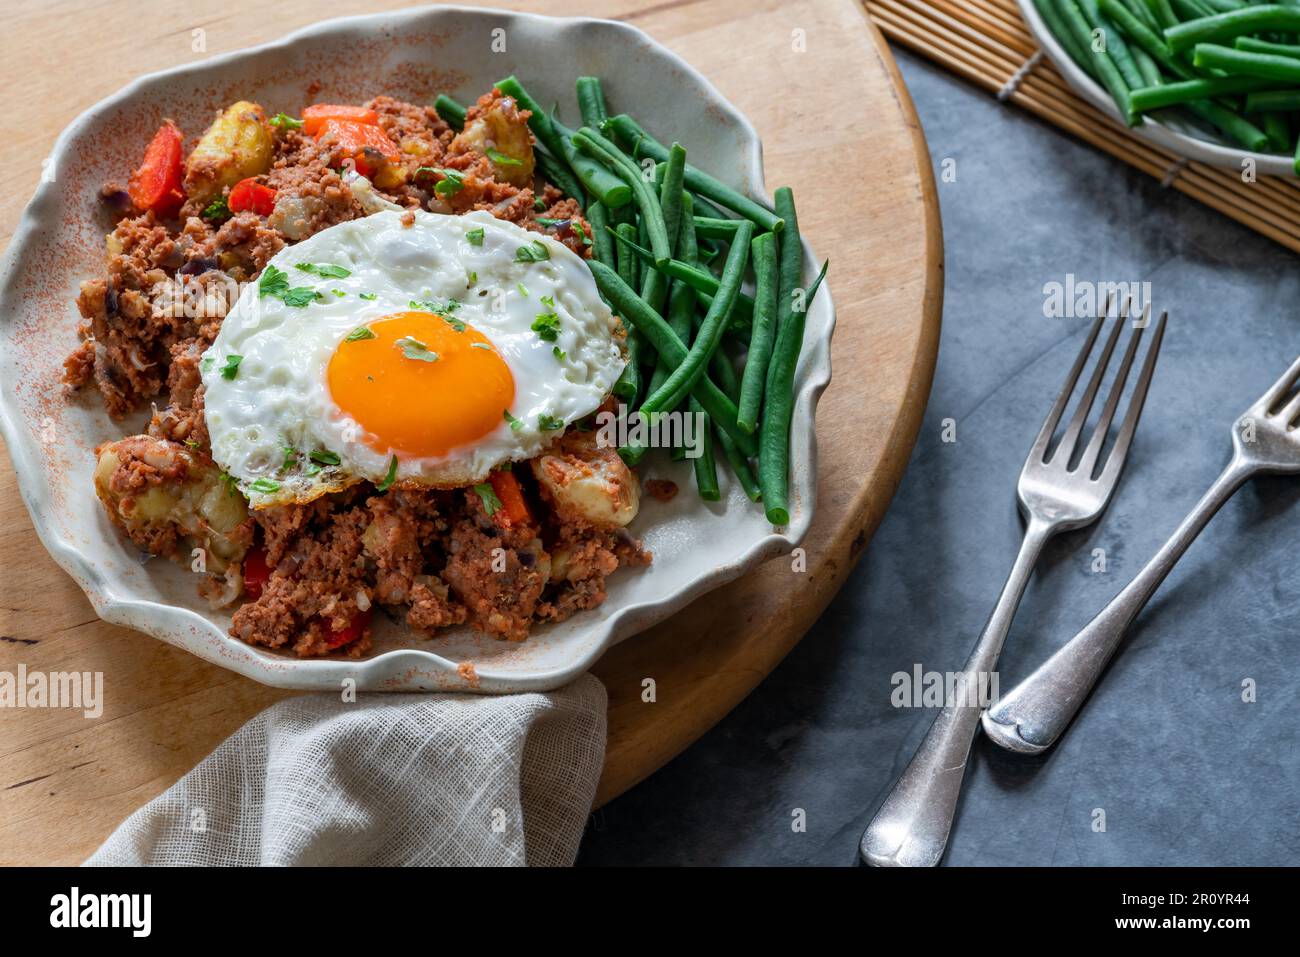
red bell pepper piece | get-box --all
[325,607,372,649]
[128,121,185,217]
[302,104,380,136]
[241,547,270,601]
[228,177,278,216]
[489,470,531,527]
[315,118,400,178]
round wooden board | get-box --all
[0,0,940,863]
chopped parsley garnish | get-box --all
[250,478,281,493]
[282,447,298,469]
[467,271,478,284]
[359,292,377,301]
[503,410,523,431]
[185,439,202,449]
[269,112,304,130]
[535,217,562,227]
[332,289,346,298]
[395,336,439,362]
[514,240,550,263]
[531,311,561,341]
[443,315,466,332]
[218,472,240,496]
[201,356,214,372]
[309,450,340,467]
[471,342,491,351]
[473,482,503,516]
[417,167,464,197]
[377,455,399,492]
[540,294,555,308]
[295,262,352,279]
[485,147,521,167]
[572,221,592,246]
[538,414,565,432]
[517,282,529,298]
[202,196,230,222]
[534,196,546,212]
[553,346,566,361]
[465,227,485,246]
[220,355,243,380]
[346,326,376,342]
[258,264,322,308]
[409,297,461,318]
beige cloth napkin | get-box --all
[84,674,606,866]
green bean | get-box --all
[1235,35,1300,58]
[648,193,697,399]
[1038,0,1102,79]
[1062,0,1139,124]
[760,257,827,525]
[1202,0,1249,12]
[434,94,466,131]
[1185,98,1271,149]
[693,216,743,238]
[534,150,585,207]
[1128,72,1276,110]
[1149,0,1180,30]
[736,232,779,435]
[587,201,616,271]
[1293,120,1300,174]
[572,126,672,266]
[1098,0,1194,78]
[1081,0,1147,88]
[1171,0,1215,21]
[640,221,753,418]
[606,226,757,323]
[587,260,757,456]
[576,76,608,127]
[1262,111,1292,151]
[1118,0,1159,31]
[761,189,808,526]
[1129,42,1166,86]
[689,399,720,501]
[613,223,642,402]
[1245,88,1300,109]
[1192,42,1300,80]
[604,114,784,232]
[1165,6,1300,55]
[658,144,688,260]
[705,347,762,500]
[494,76,631,208]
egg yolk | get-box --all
[327,311,515,458]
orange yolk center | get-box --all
[327,311,515,458]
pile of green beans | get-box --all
[1037,0,1300,170]
[434,76,828,522]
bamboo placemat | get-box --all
[864,0,1300,254]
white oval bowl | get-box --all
[0,5,834,694]
[1018,0,1297,176]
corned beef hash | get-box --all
[68,89,649,658]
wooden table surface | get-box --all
[0,0,941,863]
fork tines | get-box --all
[1030,293,1168,485]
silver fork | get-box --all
[859,300,1168,867]
[983,353,1300,755]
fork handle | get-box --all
[860,517,1053,867]
[982,458,1256,755]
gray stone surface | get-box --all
[576,49,1300,867]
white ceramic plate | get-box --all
[0,5,833,693]
[1018,0,1297,176]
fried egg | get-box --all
[201,209,623,507]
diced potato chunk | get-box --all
[451,93,536,187]
[531,433,639,529]
[94,435,250,571]
[183,100,274,205]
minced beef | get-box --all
[71,88,641,657]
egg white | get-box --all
[201,209,624,507]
